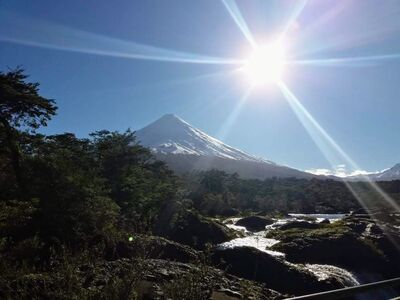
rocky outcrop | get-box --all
[211,246,346,295]
[79,258,283,300]
[153,201,237,250]
[160,211,237,250]
[111,235,200,263]
[268,216,400,278]
[235,216,274,232]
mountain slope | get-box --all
[347,163,400,181]
[373,164,400,180]
[136,114,314,179]
[136,114,271,162]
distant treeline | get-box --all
[184,169,400,216]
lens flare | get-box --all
[242,43,286,85]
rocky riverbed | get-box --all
[118,212,400,298]
[215,212,400,297]
[215,214,360,293]
[5,212,398,299]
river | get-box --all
[218,214,360,286]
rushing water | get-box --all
[219,214,360,286]
[304,264,359,285]
[288,213,346,223]
[218,233,284,257]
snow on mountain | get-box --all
[367,164,400,181]
[346,164,400,181]
[135,114,314,179]
[136,114,273,163]
[135,115,399,181]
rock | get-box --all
[320,219,330,224]
[277,221,320,230]
[235,216,274,232]
[161,211,237,249]
[364,223,383,235]
[211,246,344,295]
[224,219,235,225]
[154,201,237,249]
[268,218,400,277]
[219,207,240,217]
[111,235,200,263]
[82,258,283,300]
[211,289,242,299]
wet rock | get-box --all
[320,219,330,224]
[268,218,400,277]
[211,246,344,295]
[235,216,274,232]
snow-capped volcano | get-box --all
[136,114,314,179]
[136,114,271,163]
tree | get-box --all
[0,68,57,199]
[90,130,178,232]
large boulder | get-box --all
[211,246,345,295]
[160,211,237,250]
[235,216,274,232]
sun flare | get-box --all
[242,42,286,85]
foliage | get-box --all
[185,170,400,216]
[0,68,182,298]
[162,263,212,300]
[0,68,57,200]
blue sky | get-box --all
[1,0,400,174]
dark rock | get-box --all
[162,211,237,249]
[153,200,237,249]
[235,216,274,231]
[211,246,344,295]
[211,289,242,299]
[219,207,240,217]
[278,221,320,230]
[320,219,330,224]
[269,218,400,277]
[113,235,199,263]
[83,258,283,300]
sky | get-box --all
[1,0,400,175]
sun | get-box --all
[242,42,286,85]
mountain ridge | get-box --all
[347,163,400,181]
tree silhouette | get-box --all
[0,68,57,199]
